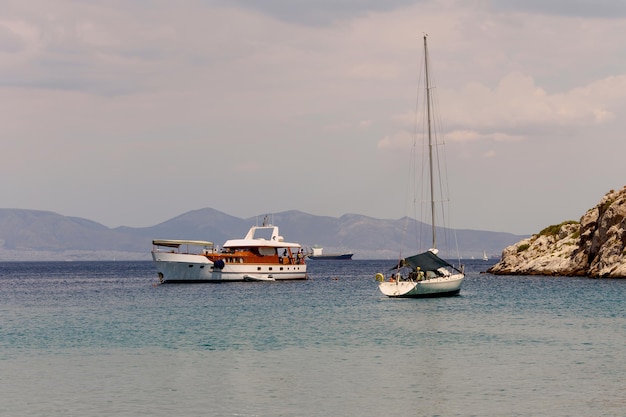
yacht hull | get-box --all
[152,252,307,283]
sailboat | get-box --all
[376,35,465,298]
[483,250,489,261]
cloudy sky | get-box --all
[2,0,626,235]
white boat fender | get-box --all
[375,273,384,282]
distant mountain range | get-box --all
[0,208,527,261]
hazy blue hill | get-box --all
[116,208,247,245]
[0,209,146,252]
[0,208,527,260]
[239,210,356,247]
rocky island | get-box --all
[488,186,626,278]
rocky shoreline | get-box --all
[488,186,626,278]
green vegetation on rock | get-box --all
[538,220,579,238]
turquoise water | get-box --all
[1,260,625,416]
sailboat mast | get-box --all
[424,35,436,249]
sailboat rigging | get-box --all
[375,35,465,298]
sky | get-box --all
[2,0,626,235]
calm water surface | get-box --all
[1,260,624,416]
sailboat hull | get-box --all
[378,274,464,298]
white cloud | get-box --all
[445,130,525,143]
[377,131,413,150]
[423,72,626,143]
[384,69,626,146]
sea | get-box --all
[1,259,624,417]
